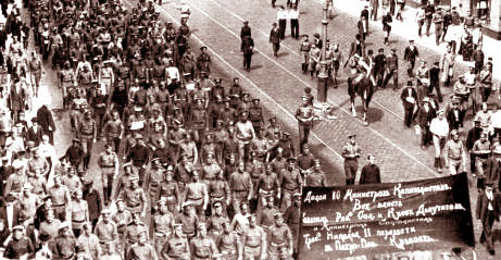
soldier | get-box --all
[298,35,311,73]
[94,208,119,249]
[473,132,491,177]
[92,87,108,139]
[147,106,167,146]
[126,135,150,185]
[29,51,42,97]
[242,35,255,72]
[208,168,231,214]
[190,98,209,145]
[183,171,209,217]
[176,202,199,240]
[216,221,239,260]
[125,212,149,251]
[257,164,281,212]
[70,189,89,238]
[268,213,293,259]
[208,200,230,240]
[113,163,139,201]
[295,95,314,153]
[3,160,25,197]
[78,110,97,171]
[99,241,122,260]
[58,61,76,110]
[98,143,119,206]
[77,222,101,259]
[249,99,264,133]
[279,158,302,212]
[28,148,50,180]
[305,159,327,186]
[190,223,219,259]
[433,8,443,46]
[3,225,33,259]
[197,46,212,76]
[278,132,295,159]
[235,111,256,161]
[284,193,301,258]
[103,110,124,154]
[49,176,72,221]
[126,232,158,260]
[258,196,280,236]
[152,199,175,256]
[54,222,77,259]
[444,129,467,175]
[119,176,148,218]
[158,168,180,213]
[241,215,267,260]
[148,158,165,203]
[269,22,281,57]
[201,135,220,165]
[229,161,253,214]
[112,199,132,257]
[160,223,191,260]
[342,134,361,185]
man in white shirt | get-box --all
[288,6,299,39]
[430,110,450,173]
[277,6,288,39]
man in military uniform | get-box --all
[126,135,150,185]
[118,176,147,218]
[190,98,209,145]
[305,159,327,186]
[147,106,167,146]
[208,169,231,215]
[151,199,174,256]
[112,199,132,257]
[103,110,124,154]
[295,95,314,153]
[284,193,301,258]
[383,48,399,90]
[208,200,229,240]
[280,158,302,212]
[127,231,158,260]
[54,222,77,259]
[48,176,71,221]
[235,111,256,161]
[125,212,149,251]
[94,208,119,249]
[343,134,361,185]
[229,161,253,214]
[241,215,267,260]
[98,144,119,206]
[257,164,281,212]
[176,202,200,239]
[268,213,293,259]
[183,171,209,217]
[190,223,218,260]
[216,221,239,259]
[258,196,280,236]
[3,225,34,259]
[77,110,97,171]
[160,223,191,260]
[197,46,212,76]
[249,99,264,133]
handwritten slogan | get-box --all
[299,173,475,259]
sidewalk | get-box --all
[332,0,501,85]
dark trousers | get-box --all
[243,53,252,71]
[421,125,432,146]
[383,69,399,89]
[442,25,449,41]
[475,61,484,74]
[298,123,311,153]
[279,19,287,39]
[425,18,433,36]
[407,60,416,77]
[418,19,425,36]
[271,0,276,7]
[429,81,443,102]
[470,153,477,173]
[403,106,414,127]
[480,212,496,251]
[435,25,442,45]
[344,159,358,185]
[272,43,280,56]
[290,19,299,39]
[482,87,492,103]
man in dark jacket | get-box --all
[374,48,386,88]
[467,119,483,174]
[404,40,419,77]
[241,35,255,72]
[269,22,281,57]
[359,154,381,184]
[400,81,418,128]
[476,182,499,255]
[36,105,56,144]
[63,138,84,170]
[429,61,442,102]
[416,98,436,149]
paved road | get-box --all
[155,0,500,258]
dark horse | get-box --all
[347,74,376,125]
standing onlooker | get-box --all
[430,110,450,173]
[444,129,467,175]
[404,39,419,77]
[241,35,255,72]
[342,134,361,185]
[277,6,288,39]
[401,81,418,128]
[359,154,381,185]
[269,23,281,57]
[289,6,300,40]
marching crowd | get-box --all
[0,0,332,259]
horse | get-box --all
[347,72,376,125]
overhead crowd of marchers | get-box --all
[0,0,332,259]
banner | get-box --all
[299,172,475,259]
